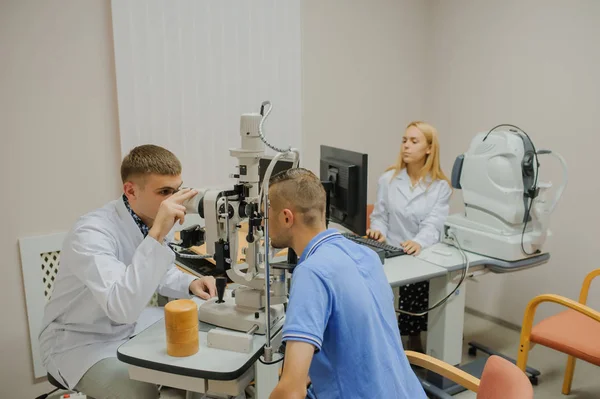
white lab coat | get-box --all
[370,169,452,249]
[39,197,198,389]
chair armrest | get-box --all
[580,268,600,305]
[405,351,480,393]
[517,293,600,370]
[521,294,600,338]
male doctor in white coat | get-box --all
[39,144,217,398]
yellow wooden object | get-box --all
[164,299,199,357]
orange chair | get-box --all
[516,268,600,395]
[366,204,374,231]
[406,351,533,399]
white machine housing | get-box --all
[443,129,567,262]
[184,105,298,335]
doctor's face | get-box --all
[401,125,431,165]
[124,174,183,226]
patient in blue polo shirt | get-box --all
[267,168,426,399]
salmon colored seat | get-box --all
[406,352,533,399]
[517,268,600,395]
[531,309,600,366]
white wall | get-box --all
[0,1,121,397]
[302,0,430,203]
[426,0,600,325]
[111,0,302,190]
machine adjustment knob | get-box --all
[216,277,226,304]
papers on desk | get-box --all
[418,243,467,268]
[418,243,487,271]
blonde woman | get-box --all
[367,121,451,352]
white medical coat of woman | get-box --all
[39,197,198,389]
[370,169,452,248]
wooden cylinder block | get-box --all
[164,299,199,357]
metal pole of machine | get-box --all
[263,178,273,361]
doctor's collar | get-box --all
[122,194,150,237]
[395,168,432,184]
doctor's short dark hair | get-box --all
[121,144,182,184]
[268,168,326,227]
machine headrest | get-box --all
[451,155,464,189]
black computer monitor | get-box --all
[319,145,368,236]
[258,155,296,190]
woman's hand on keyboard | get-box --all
[401,240,421,255]
[366,229,386,242]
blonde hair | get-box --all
[387,121,450,186]
[120,144,182,183]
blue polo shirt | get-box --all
[282,229,426,399]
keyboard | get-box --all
[341,233,406,258]
[174,254,231,281]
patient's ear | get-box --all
[282,209,294,226]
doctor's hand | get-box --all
[366,229,386,242]
[149,188,198,243]
[401,240,421,255]
[189,276,217,300]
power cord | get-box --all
[259,342,288,366]
[258,353,285,365]
[258,101,292,153]
[35,388,59,399]
[396,232,470,317]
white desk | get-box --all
[413,243,550,367]
[118,298,283,398]
[118,242,550,398]
[383,252,447,286]
[382,246,469,366]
